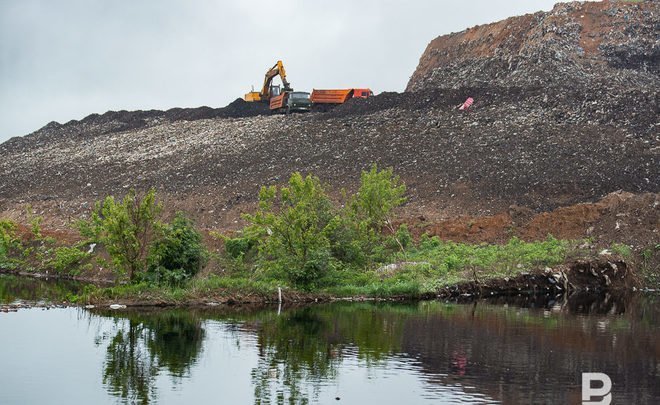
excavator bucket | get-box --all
[244,91,262,102]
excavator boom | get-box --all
[245,60,292,102]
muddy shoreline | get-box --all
[0,254,638,309]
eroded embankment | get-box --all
[439,257,633,299]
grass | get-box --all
[320,236,570,298]
[403,235,568,275]
[76,275,284,305]
[4,214,640,305]
[71,236,582,304]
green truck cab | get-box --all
[269,90,312,114]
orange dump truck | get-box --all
[310,88,373,104]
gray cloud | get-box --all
[0,0,561,142]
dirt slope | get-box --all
[407,0,658,91]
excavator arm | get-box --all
[261,60,292,96]
[245,60,293,102]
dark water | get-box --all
[1,275,659,404]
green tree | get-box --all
[245,173,338,288]
[81,189,162,282]
[0,219,22,269]
[350,164,406,230]
[147,213,208,287]
[347,164,407,255]
[0,220,17,259]
[234,166,409,287]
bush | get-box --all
[347,164,407,256]
[395,224,412,249]
[0,219,18,253]
[0,219,21,268]
[244,173,337,289]
[50,246,89,274]
[236,166,409,289]
[349,164,406,230]
[147,213,208,287]
[80,189,162,282]
[224,236,256,259]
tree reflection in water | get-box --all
[97,310,205,404]
[85,294,660,405]
[250,304,408,404]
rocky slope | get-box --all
[407,0,658,91]
[0,1,657,253]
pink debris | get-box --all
[458,97,474,110]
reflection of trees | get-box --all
[0,274,83,303]
[146,313,205,377]
[99,311,205,404]
[103,321,156,404]
[250,304,407,404]
[252,309,335,404]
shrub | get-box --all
[80,189,162,282]
[147,213,208,287]
[50,246,89,274]
[326,216,366,265]
[0,219,18,252]
[244,172,338,289]
[0,219,20,267]
[349,164,406,230]
[224,236,256,259]
[235,166,409,288]
[395,224,412,249]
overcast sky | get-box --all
[0,0,563,142]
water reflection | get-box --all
[90,296,659,404]
[0,274,84,304]
[1,273,659,404]
[96,310,205,404]
[249,304,407,404]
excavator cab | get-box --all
[244,60,291,102]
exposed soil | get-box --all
[439,256,633,299]
[407,191,659,249]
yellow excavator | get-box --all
[244,60,293,102]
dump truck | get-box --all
[310,88,373,104]
[269,91,312,114]
[244,60,292,102]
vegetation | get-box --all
[49,246,89,275]
[80,189,163,281]
[210,167,572,298]
[233,165,407,290]
[243,172,338,288]
[639,243,660,287]
[0,219,20,269]
[79,189,207,287]
[1,215,92,275]
[146,213,208,287]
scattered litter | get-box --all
[458,97,474,110]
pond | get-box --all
[1,275,659,404]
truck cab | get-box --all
[351,88,373,99]
[269,91,312,114]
